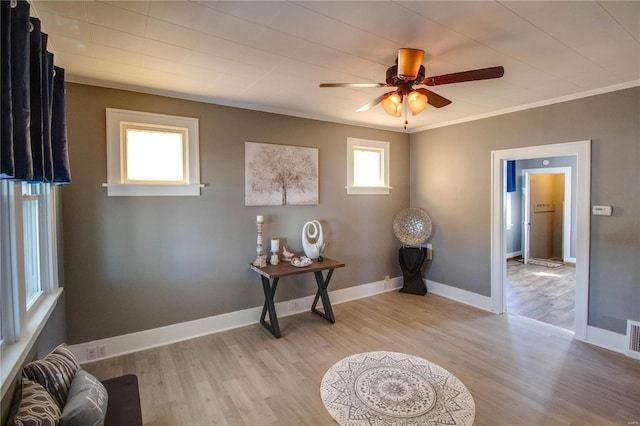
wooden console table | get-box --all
[249,258,345,338]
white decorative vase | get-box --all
[302,220,324,260]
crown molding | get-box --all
[66,75,639,135]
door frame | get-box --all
[522,167,573,264]
[490,140,590,340]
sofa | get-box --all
[6,344,142,426]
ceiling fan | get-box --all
[320,48,504,129]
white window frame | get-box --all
[103,109,203,196]
[1,181,63,398]
[346,137,392,195]
[505,191,514,231]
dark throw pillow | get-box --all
[11,379,62,426]
[60,370,108,426]
[22,344,81,409]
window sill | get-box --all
[1,288,63,398]
[102,183,204,197]
[346,186,392,195]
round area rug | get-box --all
[320,351,475,426]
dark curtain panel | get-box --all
[1,0,32,180]
[1,1,14,177]
[29,17,43,181]
[506,160,516,193]
[1,1,71,183]
[52,67,71,183]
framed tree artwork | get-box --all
[245,142,319,206]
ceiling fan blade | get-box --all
[356,91,396,112]
[320,83,386,88]
[423,66,504,86]
[414,88,452,108]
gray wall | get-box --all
[62,83,410,344]
[410,87,640,334]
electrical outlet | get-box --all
[86,347,97,360]
[384,275,391,289]
[97,345,107,358]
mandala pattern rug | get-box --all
[320,351,475,426]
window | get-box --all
[1,181,62,395]
[346,138,391,195]
[22,184,43,307]
[104,109,203,196]
[505,191,514,230]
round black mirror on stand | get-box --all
[393,208,432,295]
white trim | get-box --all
[506,250,522,259]
[69,277,403,364]
[67,275,627,364]
[490,141,591,340]
[426,279,493,312]
[0,289,63,398]
[67,76,640,135]
[101,183,205,197]
[346,138,391,195]
[584,326,626,355]
[414,80,640,132]
[105,108,201,197]
[345,186,392,195]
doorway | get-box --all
[506,165,576,331]
[490,140,591,341]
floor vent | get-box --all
[626,320,640,360]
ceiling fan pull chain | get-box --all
[403,95,409,130]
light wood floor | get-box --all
[506,260,576,330]
[84,292,640,425]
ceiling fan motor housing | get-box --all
[386,65,426,86]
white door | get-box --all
[522,173,531,264]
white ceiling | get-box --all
[31,1,640,133]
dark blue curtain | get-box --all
[506,160,516,193]
[1,0,71,183]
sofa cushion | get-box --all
[22,344,80,409]
[60,370,108,426]
[11,379,62,426]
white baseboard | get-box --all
[583,325,626,355]
[70,277,629,362]
[70,277,402,364]
[506,250,522,259]
[426,279,493,312]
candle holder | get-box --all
[270,251,280,266]
[253,217,267,268]
[270,238,280,265]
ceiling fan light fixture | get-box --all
[381,92,403,117]
[397,48,425,81]
[407,90,428,115]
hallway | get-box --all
[506,259,576,331]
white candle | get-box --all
[256,215,264,223]
[271,238,279,252]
